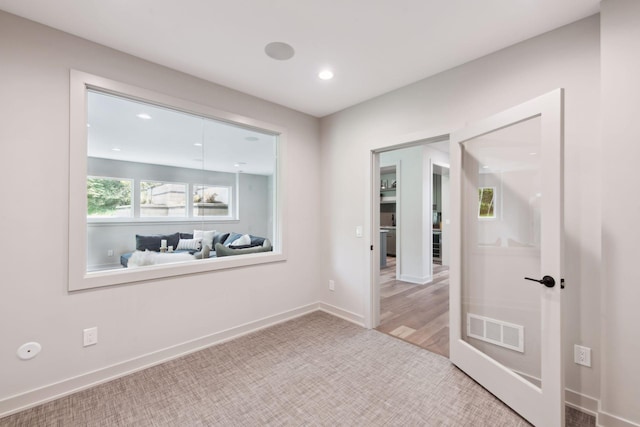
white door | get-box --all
[449,89,564,426]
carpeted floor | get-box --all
[1,312,590,426]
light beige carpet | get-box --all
[1,312,590,426]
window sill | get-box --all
[71,250,286,291]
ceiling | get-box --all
[88,90,276,175]
[0,1,599,117]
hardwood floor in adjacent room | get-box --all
[376,257,450,357]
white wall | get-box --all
[0,10,321,413]
[379,145,449,284]
[320,14,601,407]
[381,146,429,283]
[600,0,640,424]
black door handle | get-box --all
[524,276,555,288]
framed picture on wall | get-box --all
[478,186,496,219]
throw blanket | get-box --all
[127,250,196,268]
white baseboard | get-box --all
[0,302,321,418]
[598,410,640,427]
[317,302,365,326]
[565,388,640,427]
[399,274,431,285]
[566,388,599,415]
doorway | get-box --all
[372,137,451,357]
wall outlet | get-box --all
[329,280,335,291]
[574,344,591,367]
[83,327,98,347]
[107,249,114,257]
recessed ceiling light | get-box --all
[137,113,152,120]
[86,123,91,128]
[318,70,334,80]
[245,136,259,142]
[482,165,489,169]
[112,148,121,152]
[234,162,247,168]
[529,152,537,155]
[194,142,202,147]
[265,42,295,61]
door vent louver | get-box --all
[466,313,524,353]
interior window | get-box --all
[69,71,284,290]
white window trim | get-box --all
[70,70,286,291]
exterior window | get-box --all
[478,187,496,218]
[140,181,187,217]
[193,185,231,217]
[87,177,132,218]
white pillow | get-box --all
[230,234,251,247]
[176,238,202,251]
[193,230,215,249]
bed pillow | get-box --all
[135,232,180,252]
[179,232,194,240]
[193,229,216,249]
[176,238,202,251]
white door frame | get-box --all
[367,134,449,329]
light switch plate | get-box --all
[355,226,363,238]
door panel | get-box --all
[450,90,564,426]
[462,116,543,387]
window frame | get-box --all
[70,70,286,291]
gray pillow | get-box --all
[213,232,230,246]
[135,232,180,252]
[215,241,272,257]
[249,235,266,246]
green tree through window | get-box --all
[87,177,132,217]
